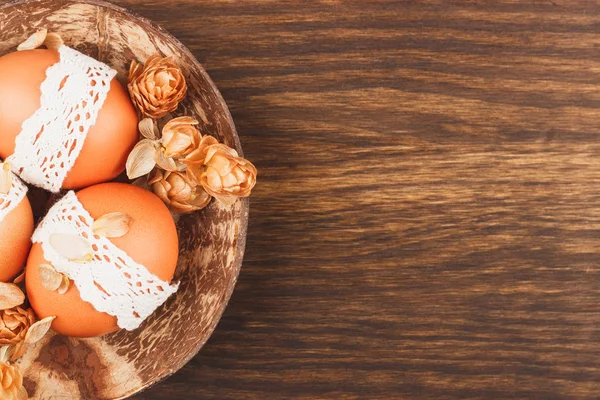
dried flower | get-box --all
[126,139,159,180]
[57,275,70,295]
[148,169,211,213]
[181,135,219,167]
[161,117,201,158]
[187,144,257,206]
[138,117,159,140]
[17,29,47,51]
[0,361,27,399]
[38,263,70,295]
[0,284,24,311]
[92,212,133,238]
[43,32,64,50]
[38,264,63,292]
[0,308,34,361]
[128,55,187,118]
[25,316,55,344]
[17,29,63,51]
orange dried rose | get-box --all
[128,55,187,118]
[181,135,219,166]
[148,169,211,213]
[187,143,257,206]
[0,361,27,399]
[161,117,201,158]
[0,307,34,361]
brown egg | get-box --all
[0,49,138,189]
[26,183,179,337]
[0,197,33,282]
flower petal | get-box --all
[38,264,62,291]
[138,118,158,140]
[17,29,47,51]
[163,133,193,158]
[0,163,12,195]
[92,212,133,238]
[57,276,70,295]
[155,149,178,171]
[0,284,24,310]
[24,316,55,344]
[43,32,64,50]
[49,233,92,263]
[126,140,158,179]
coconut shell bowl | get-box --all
[0,0,248,398]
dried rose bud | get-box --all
[193,144,257,206]
[181,135,219,166]
[128,55,187,119]
[148,169,211,213]
[0,307,35,361]
[0,361,27,399]
[161,117,201,159]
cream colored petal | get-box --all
[126,139,158,179]
[138,118,158,140]
[0,163,12,195]
[17,29,47,51]
[155,149,178,171]
[57,276,70,295]
[49,233,92,263]
[24,316,55,344]
[0,284,24,311]
[92,212,133,238]
[43,32,64,50]
[38,264,63,291]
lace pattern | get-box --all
[8,46,116,192]
[0,173,27,224]
[32,191,179,331]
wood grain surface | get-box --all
[71,0,600,398]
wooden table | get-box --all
[121,1,600,398]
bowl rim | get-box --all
[0,0,250,398]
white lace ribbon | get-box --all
[8,45,116,192]
[32,191,179,331]
[0,173,27,224]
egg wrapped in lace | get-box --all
[0,36,138,192]
[25,183,179,337]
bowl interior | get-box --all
[0,0,248,398]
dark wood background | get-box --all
[115,0,600,398]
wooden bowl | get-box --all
[0,0,248,398]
